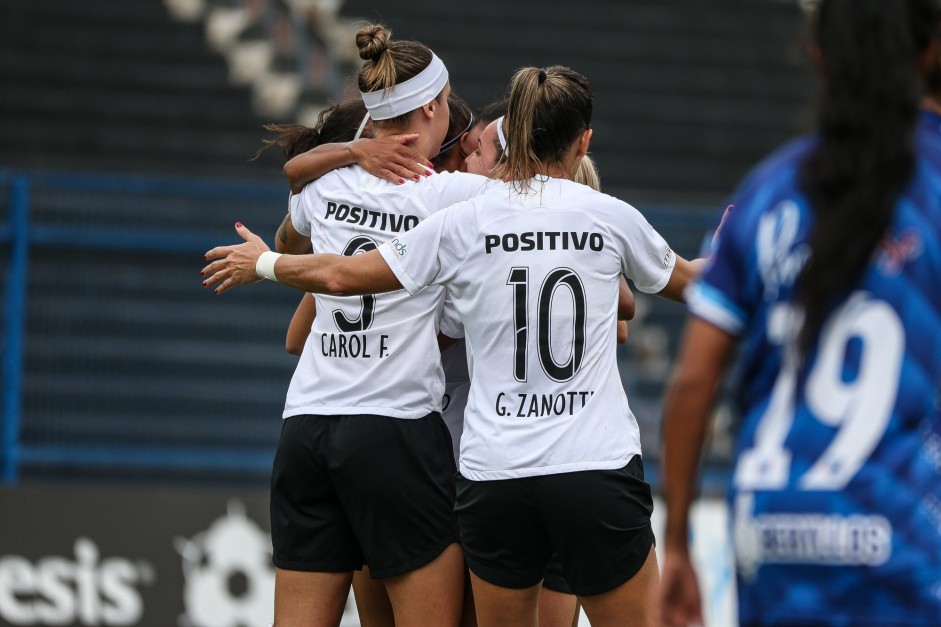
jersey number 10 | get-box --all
[507,266,587,383]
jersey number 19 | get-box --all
[734,292,904,491]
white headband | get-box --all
[354,112,370,140]
[495,115,509,155]
[360,53,449,121]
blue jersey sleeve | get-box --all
[686,204,752,335]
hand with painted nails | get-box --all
[201,223,269,294]
[348,133,431,184]
[283,133,430,193]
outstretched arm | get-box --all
[284,135,432,193]
[656,256,708,303]
[659,317,736,627]
[202,223,402,296]
[655,206,731,304]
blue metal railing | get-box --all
[2,176,29,482]
[0,169,290,484]
[0,168,726,488]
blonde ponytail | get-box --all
[574,154,601,191]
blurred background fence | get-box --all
[0,170,300,484]
[0,0,814,490]
[0,1,818,623]
[0,169,731,488]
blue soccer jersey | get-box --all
[918,109,941,138]
[687,132,941,626]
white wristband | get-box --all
[255,251,282,282]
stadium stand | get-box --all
[0,0,283,179]
[340,0,813,202]
[0,0,813,484]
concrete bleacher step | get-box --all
[0,83,261,128]
[0,119,279,178]
[0,50,234,92]
[341,0,812,199]
[0,20,208,59]
[3,0,181,27]
[0,0,285,179]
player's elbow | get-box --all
[285,335,304,356]
[617,320,629,344]
[283,161,303,194]
[618,301,636,321]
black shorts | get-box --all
[271,412,459,578]
[542,553,573,594]
[456,455,654,597]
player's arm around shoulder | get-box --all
[420,170,491,211]
[203,223,402,296]
[274,248,402,296]
[283,136,430,193]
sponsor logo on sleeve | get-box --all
[388,238,408,258]
[664,246,674,267]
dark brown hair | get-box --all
[256,99,368,161]
[796,0,938,358]
[430,92,474,168]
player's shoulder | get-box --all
[430,170,489,185]
[553,179,648,228]
[303,164,371,199]
[419,170,490,194]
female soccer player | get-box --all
[283,100,630,627]
[203,64,704,626]
[270,96,435,627]
[252,23,492,627]
[659,1,941,625]
[461,112,633,627]
[430,93,475,173]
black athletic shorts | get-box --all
[455,455,654,597]
[270,412,459,578]
[542,552,573,594]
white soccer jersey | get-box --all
[441,339,470,463]
[285,166,488,419]
[379,176,676,479]
[439,295,471,462]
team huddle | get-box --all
[202,0,941,625]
